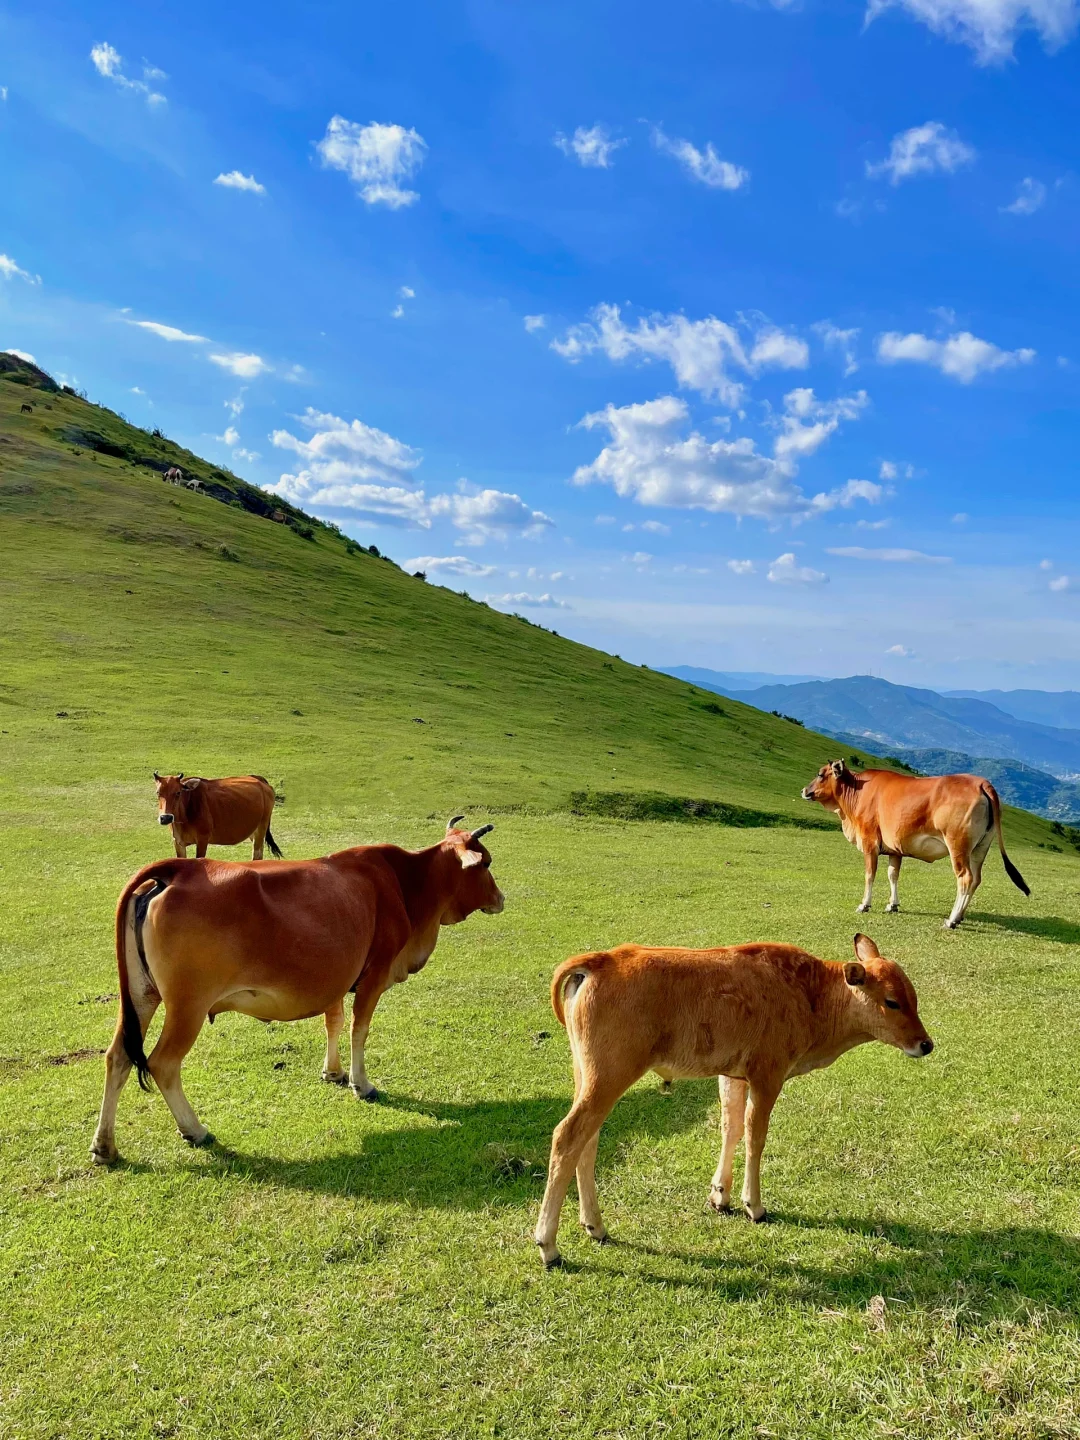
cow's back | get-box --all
[202,776,274,845]
[856,769,987,853]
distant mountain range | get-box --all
[661,668,1080,818]
[665,666,827,691]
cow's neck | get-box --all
[380,843,454,938]
[793,967,874,1074]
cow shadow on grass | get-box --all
[970,911,1080,946]
[608,1211,1080,1318]
[200,1078,715,1213]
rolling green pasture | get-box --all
[2,377,1080,1439]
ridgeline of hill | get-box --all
[0,356,1054,849]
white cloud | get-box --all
[225,393,245,418]
[879,459,915,480]
[0,254,38,285]
[218,426,241,446]
[1049,575,1073,592]
[316,117,427,208]
[554,124,626,168]
[814,322,860,376]
[827,546,952,562]
[768,553,828,585]
[886,644,913,657]
[233,447,259,463]
[209,352,270,378]
[856,518,892,530]
[488,592,570,609]
[1040,558,1054,570]
[4,348,35,363]
[214,171,266,195]
[572,395,876,522]
[728,559,756,574]
[406,555,496,577]
[90,42,166,105]
[877,329,1035,382]
[1003,177,1047,214]
[629,551,653,566]
[399,286,415,299]
[867,122,975,184]
[952,511,969,523]
[865,0,1079,64]
[129,319,206,343]
[653,129,749,190]
[0,88,7,103]
[641,519,671,534]
[772,387,869,462]
[433,488,554,544]
[391,305,405,319]
[524,314,547,333]
[552,303,807,406]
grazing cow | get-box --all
[153,772,281,860]
[163,466,184,485]
[802,761,1029,928]
[20,402,32,414]
[185,477,203,492]
[535,934,932,1267]
[90,818,504,1163]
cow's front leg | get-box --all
[857,847,879,913]
[321,998,347,1084]
[886,856,902,913]
[171,826,188,860]
[348,968,389,1101]
[741,1078,781,1222]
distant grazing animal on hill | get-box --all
[802,760,1029,928]
[163,466,183,485]
[535,934,932,1267]
[153,772,281,860]
[20,402,32,414]
[90,817,505,1163]
[184,477,203,492]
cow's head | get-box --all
[801,758,854,809]
[439,815,505,922]
[844,934,933,1058]
[152,772,201,827]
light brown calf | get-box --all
[153,773,281,860]
[802,761,1029,928]
[91,818,504,1164]
[535,934,932,1268]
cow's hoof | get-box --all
[707,1188,731,1214]
[745,1204,768,1223]
[90,1145,117,1166]
[183,1130,214,1148]
[538,1245,563,1270]
[351,1085,380,1103]
[321,1070,348,1086]
[856,904,871,914]
[583,1223,609,1244]
[886,903,900,914]
[658,1079,673,1094]
[943,920,959,930]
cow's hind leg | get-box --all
[945,842,976,929]
[886,856,902,913]
[321,998,347,1084]
[709,1075,748,1212]
[857,848,879,913]
[535,1080,626,1268]
[147,1003,213,1146]
[251,824,267,861]
[576,1127,607,1243]
[91,990,159,1164]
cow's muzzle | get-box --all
[800,787,815,801]
[483,892,506,915]
[159,813,174,825]
[905,1037,934,1058]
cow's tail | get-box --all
[981,783,1030,897]
[265,826,283,860]
[115,867,174,1091]
[551,952,608,1029]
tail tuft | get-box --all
[265,826,283,860]
[1003,853,1031,897]
[981,782,1030,898]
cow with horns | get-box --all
[91,816,504,1163]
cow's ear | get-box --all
[830,759,846,778]
[844,961,866,987]
[152,771,161,781]
[459,847,484,869]
[853,933,881,964]
[181,777,202,790]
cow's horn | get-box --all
[153,771,160,780]
[469,823,494,842]
[446,814,466,832]
[177,772,184,780]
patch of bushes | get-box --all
[771,710,804,726]
[1051,820,1080,852]
[699,701,726,716]
[569,789,831,831]
[217,544,239,562]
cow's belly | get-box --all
[212,986,335,1022]
[896,831,949,862]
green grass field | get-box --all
[3,371,1080,1439]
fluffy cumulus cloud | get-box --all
[488,592,570,609]
[814,322,860,376]
[316,117,427,208]
[0,254,39,284]
[571,395,878,522]
[653,129,749,190]
[728,559,756,574]
[129,319,206,343]
[523,314,547,332]
[4,348,35,363]
[827,546,952,562]
[209,351,270,378]
[404,555,496,577]
[267,409,552,542]
[1003,177,1047,214]
[554,124,625,168]
[867,122,975,184]
[865,0,1079,63]
[876,329,1035,382]
[772,387,869,462]
[768,553,828,585]
[214,171,266,195]
[552,303,808,407]
[90,42,166,105]
[886,644,914,657]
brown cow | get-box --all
[802,760,1029,928]
[163,466,184,485]
[90,817,504,1163]
[534,934,932,1267]
[153,773,281,860]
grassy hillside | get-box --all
[2,367,1079,1440]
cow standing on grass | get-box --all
[535,934,933,1268]
[90,818,504,1164]
[163,467,183,485]
[801,760,1029,928]
[153,773,281,860]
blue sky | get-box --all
[3,0,1079,689]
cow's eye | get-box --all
[884,998,901,1010]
